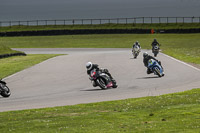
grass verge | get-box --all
[0,43,23,55]
[0,88,199,132]
[0,54,62,79]
[0,23,200,32]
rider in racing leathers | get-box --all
[143,52,163,74]
[132,41,141,52]
[151,39,161,50]
[86,62,116,87]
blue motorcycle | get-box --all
[148,59,164,77]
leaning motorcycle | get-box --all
[148,59,164,77]
[152,46,159,57]
[89,69,117,89]
[0,80,11,97]
[132,45,141,59]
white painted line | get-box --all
[161,53,200,72]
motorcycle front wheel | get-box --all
[133,52,138,59]
[96,78,107,90]
[154,67,162,77]
[0,83,11,97]
[154,52,158,57]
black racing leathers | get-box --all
[87,64,113,79]
[151,41,160,49]
[87,64,99,75]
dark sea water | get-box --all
[0,0,200,21]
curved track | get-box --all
[1,48,200,112]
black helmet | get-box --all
[143,52,148,58]
[154,39,157,42]
[86,62,93,70]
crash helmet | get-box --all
[86,62,93,70]
[143,52,148,58]
[136,41,139,44]
[154,38,157,42]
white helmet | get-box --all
[86,62,93,70]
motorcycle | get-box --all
[148,59,164,77]
[152,45,160,57]
[0,80,11,97]
[89,69,117,89]
[132,45,141,59]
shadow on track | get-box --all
[130,57,137,59]
[137,76,160,79]
[81,88,115,91]
[81,88,104,91]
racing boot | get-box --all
[111,78,116,84]
[147,68,153,74]
[110,77,117,85]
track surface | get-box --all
[1,48,200,112]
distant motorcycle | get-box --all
[152,45,160,57]
[132,45,141,59]
[148,59,164,77]
[0,80,11,97]
[89,69,117,89]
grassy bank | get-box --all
[0,23,200,32]
[1,34,200,65]
[0,54,62,79]
[0,43,22,55]
[0,88,199,132]
[0,43,62,78]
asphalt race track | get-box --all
[1,48,200,112]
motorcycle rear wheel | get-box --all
[0,83,11,97]
[112,84,118,88]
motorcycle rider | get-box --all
[86,62,116,87]
[132,41,141,52]
[151,39,161,50]
[143,52,163,75]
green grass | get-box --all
[0,43,22,55]
[0,23,200,32]
[0,54,62,79]
[1,33,200,65]
[0,43,62,79]
[0,88,200,132]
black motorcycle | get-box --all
[0,80,11,97]
[89,69,117,89]
[152,45,160,57]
